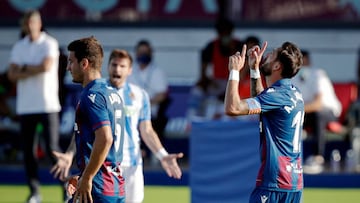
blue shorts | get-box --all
[69,194,125,203]
[249,188,302,203]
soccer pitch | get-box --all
[0,185,359,203]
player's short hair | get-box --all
[67,36,104,71]
[276,42,303,78]
[108,49,133,66]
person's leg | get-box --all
[20,114,40,196]
[121,165,144,203]
[39,112,68,202]
[40,112,60,164]
[303,112,318,155]
[314,109,338,158]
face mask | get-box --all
[136,54,151,65]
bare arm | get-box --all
[251,78,264,97]
[74,125,113,203]
[7,57,54,81]
[304,93,323,113]
[51,134,76,181]
[151,92,167,106]
[225,42,268,116]
[139,120,183,179]
[248,42,268,96]
[139,120,164,153]
[224,45,250,116]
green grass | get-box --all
[0,185,359,203]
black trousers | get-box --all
[304,109,337,157]
[20,112,60,194]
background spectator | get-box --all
[128,39,171,163]
[7,10,61,203]
[292,50,342,174]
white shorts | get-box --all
[120,164,144,203]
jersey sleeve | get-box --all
[255,88,284,113]
[139,89,151,122]
[82,91,111,131]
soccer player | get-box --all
[51,49,183,203]
[64,37,126,203]
[224,41,304,203]
[108,49,183,203]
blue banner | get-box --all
[190,119,260,203]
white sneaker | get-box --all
[303,155,324,174]
[26,194,41,203]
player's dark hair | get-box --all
[109,49,133,65]
[215,18,234,35]
[135,39,152,52]
[67,36,104,71]
[276,42,303,78]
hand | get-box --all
[247,41,268,69]
[50,151,73,181]
[160,152,184,179]
[228,44,247,72]
[73,176,93,203]
[66,175,79,197]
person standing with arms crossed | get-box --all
[224,41,304,203]
[7,10,61,203]
[51,49,183,203]
[64,37,126,203]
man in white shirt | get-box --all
[128,40,170,162]
[7,10,61,203]
[292,50,342,174]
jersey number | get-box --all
[291,111,304,153]
[114,109,122,152]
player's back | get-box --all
[74,79,125,197]
[256,79,304,192]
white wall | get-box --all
[1,27,359,85]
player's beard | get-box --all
[260,62,272,76]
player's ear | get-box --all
[273,61,282,72]
[81,58,89,69]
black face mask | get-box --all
[136,54,151,65]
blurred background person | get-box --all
[128,39,171,164]
[292,50,342,174]
[188,18,244,120]
[199,17,243,87]
[187,31,260,120]
[7,10,61,203]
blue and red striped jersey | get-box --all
[247,79,304,192]
[74,78,125,197]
